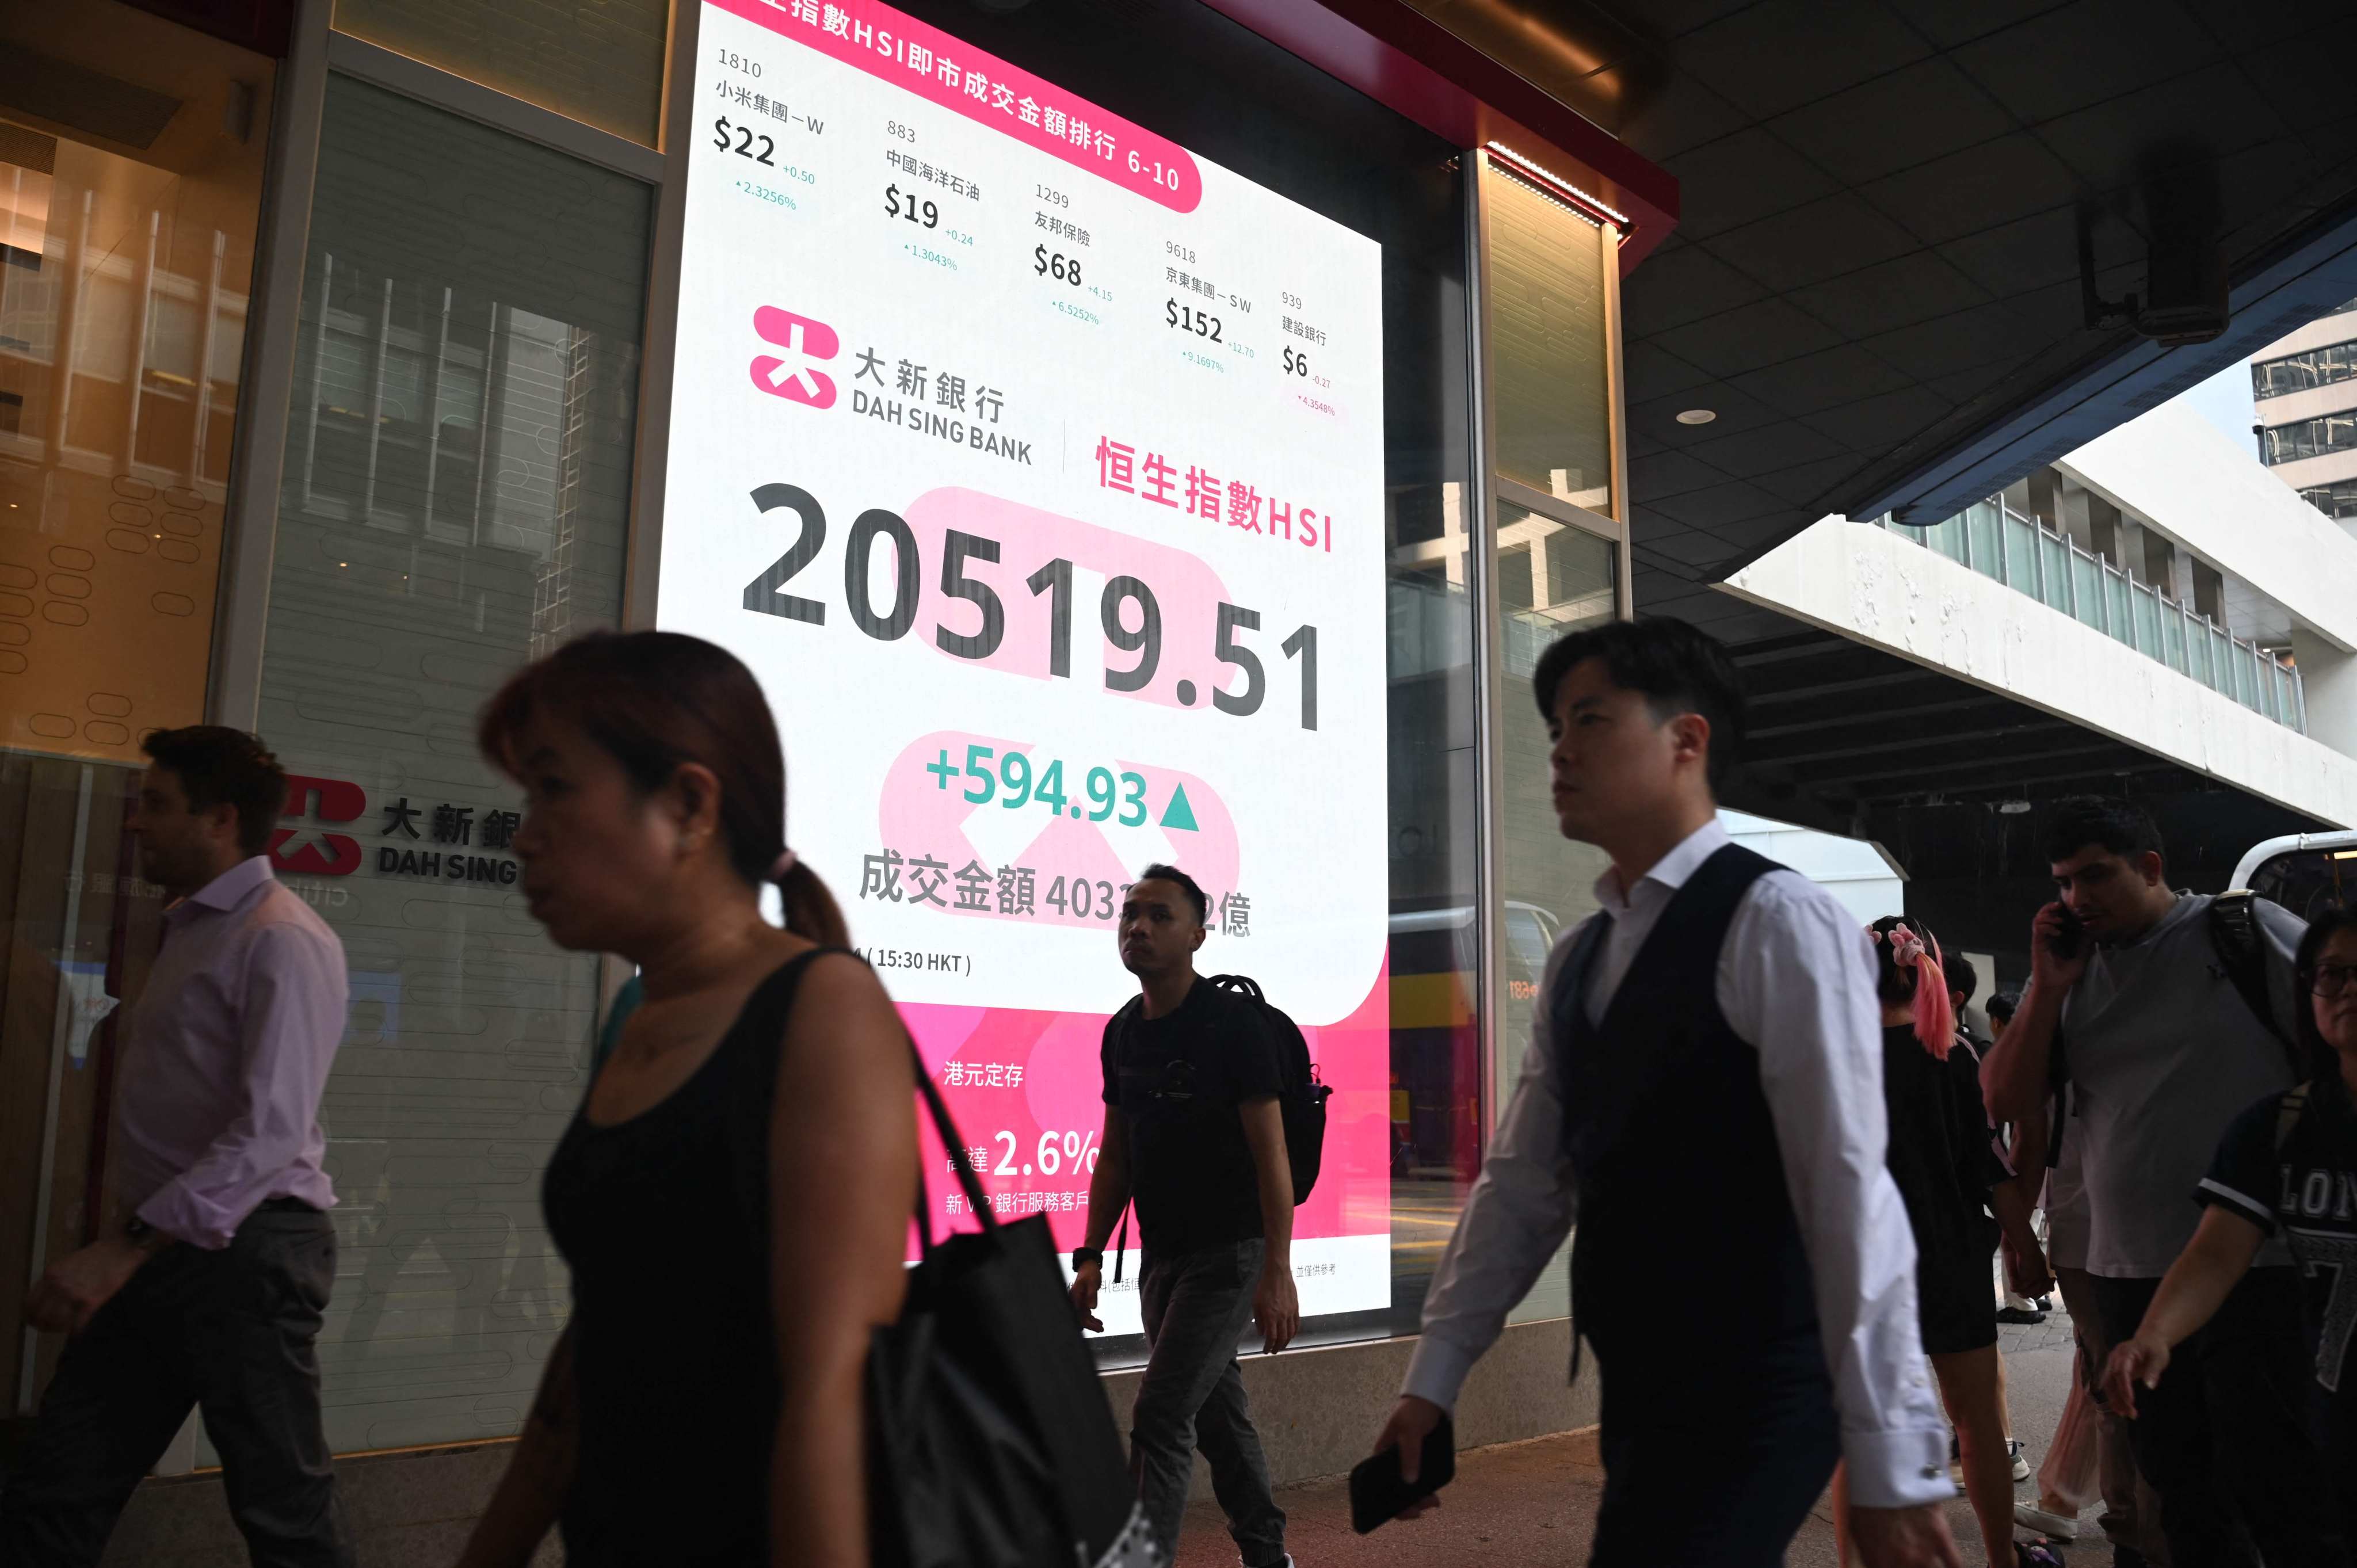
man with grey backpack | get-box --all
[1069,864,1318,1567]
[1981,797,2332,1565]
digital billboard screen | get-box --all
[665,0,1391,1329]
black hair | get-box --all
[1947,954,1980,1006]
[2043,795,2164,868]
[2292,905,2357,1079]
[1867,914,1942,1008]
[141,726,288,859]
[479,631,847,947]
[1530,617,1746,790]
[1134,863,1209,926]
[1986,991,2020,1026]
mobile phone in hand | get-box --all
[1348,1416,1455,1533]
[2046,906,2086,961]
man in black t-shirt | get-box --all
[1069,864,1296,1567]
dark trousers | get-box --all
[1130,1239,1286,1566]
[0,1204,352,1568]
[2093,1268,2348,1568]
[1589,1328,1841,1568]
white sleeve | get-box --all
[1400,925,1582,1412]
[1720,876,1952,1509]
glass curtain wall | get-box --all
[1477,153,1620,1326]
[331,0,673,146]
[0,0,273,1420]
[247,75,649,1458]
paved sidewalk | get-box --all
[1174,1312,2118,1567]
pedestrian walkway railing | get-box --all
[1874,502,2308,734]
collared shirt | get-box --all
[116,856,348,1249]
[1402,818,1951,1509]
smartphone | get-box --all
[1348,1415,1455,1534]
[2046,906,2086,961]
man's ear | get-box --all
[2137,849,2167,887]
[1670,711,1713,772]
[205,799,242,848]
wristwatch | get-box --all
[123,1216,168,1250]
[1071,1246,1104,1271]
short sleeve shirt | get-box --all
[1101,979,1283,1258]
[2060,893,2304,1276]
[2198,1073,2357,1404]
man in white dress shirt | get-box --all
[1369,618,1961,1567]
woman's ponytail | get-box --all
[777,859,849,948]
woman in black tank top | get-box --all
[453,632,916,1568]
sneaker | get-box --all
[2034,1295,2053,1312]
[2015,1501,2080,1540]
[2008,1437,2030,1482]
[1995,1305,2049,1324]
[2015,1543,2066,1568]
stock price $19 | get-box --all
[884,184,938,229]
[1034,246,1081,285]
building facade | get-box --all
[2255,296,2357,524]
[0,0,1674,1529]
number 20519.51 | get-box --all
[736,483,1318,731]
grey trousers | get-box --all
[0,1203,353,1567]
[1131,1239,1287,1567]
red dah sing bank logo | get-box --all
[750,306,840,410]
[273,774,365,876]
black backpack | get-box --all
[1108,975,1332,1281]
[2209,891,2303,1074]
[1204,973,1332,1205]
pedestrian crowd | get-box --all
[2,618,2352,1568]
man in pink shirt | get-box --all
[2,727,352,1567]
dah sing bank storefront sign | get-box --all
[662,0,1393,1330]
[273,774,524,888]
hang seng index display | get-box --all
[664,0,1393,1329]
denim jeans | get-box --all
[1131,1239,1286,1566]
[0,1203,352,1567]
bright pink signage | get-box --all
[712,0,1204,212]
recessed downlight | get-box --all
[1675,408,1717,425]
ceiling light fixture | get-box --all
[1482,141,1628,232]
[1998,799,2033,815]
[1675,409,1716,425]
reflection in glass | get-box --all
[1494,505,1614,1325]
[2251,335,2357,400]
[1485,160,1611,515]
[2260,410,2357,466]
[253,76,648,1456]
[332,0,670,147]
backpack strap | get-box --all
[2276,1082,2312,1154]
[2208,891,2298,1070]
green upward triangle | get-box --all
[1160,783,1199,832]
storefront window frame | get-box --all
[138,0,1649,1459]
[1464,142,1631,1200]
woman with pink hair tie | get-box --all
[1837,918,2061,1568]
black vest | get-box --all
[1554,844,1825,1390]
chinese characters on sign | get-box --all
[857,845,1253,933]
[1094,434,1336,551]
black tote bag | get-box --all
[868,1047,1158,1568]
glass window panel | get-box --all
[1,2,274,1419]
[247,74,650,1458]
[332,0,670,147]
[2066,547,2097,623]
[1485,163,1611,514]
[2131,584,2160,655]
[2105,573,2133,644]
[1492,502,1614,1325]
[2003,514,2038,593]
[1965,502,2001,578]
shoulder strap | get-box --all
[2209,891,2291,1050]
[2276,1082,2312,1154]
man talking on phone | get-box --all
[1369,620,1960,1567]
[1980,798,2323,1564]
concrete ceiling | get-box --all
[1427,0,2357,640]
